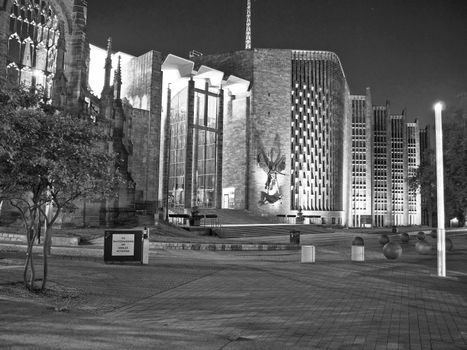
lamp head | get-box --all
[434,102,444,112]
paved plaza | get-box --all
[0,232,466,349]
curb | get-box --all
[0,241,301,258]
[149,242,300,251]
[0,232,80,246]
[0,243,102,258]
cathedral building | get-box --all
[190,49,352,225]
[1,1,422,227]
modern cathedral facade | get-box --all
[0,0,421,227]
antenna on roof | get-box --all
[245,0,252,49]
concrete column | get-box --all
[184,78,195,208]
[216,88,224,209]
[434,103,446,277]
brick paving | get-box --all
[0,233,466,349]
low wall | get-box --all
[0,232,80,246]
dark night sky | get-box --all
[87,0,467,127]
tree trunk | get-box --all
[23,226,37,290]
[41,235,48,291]
[29,247,35,290]
[40,207,60,291]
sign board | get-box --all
[111,234,135,256]
[104,230,143,263]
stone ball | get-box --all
[430,229,437,238]
[379,234,390,245]
[400,232,410,243]
[415,240,433,255]
[417,231,426,241]
[352,237,364,246]
[446,238,453,251]
[383,242,402,260]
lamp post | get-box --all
[434,102,446,277]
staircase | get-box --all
[216,224,334,239]
[197,209,276,225]
[194,209,335,239]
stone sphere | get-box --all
[379,234,390,245]
[415,240,433,255]
[383,242,402,260]
[446,238,453,251]
[352,237,364,246]
[430,229,437,238]
[400,232,410,243]
[417,231,426,241]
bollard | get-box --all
[351,237,365,262]
[446,238,453,251]
[383,242,402,260]
[301,245,315,263]
[400,232,410,243]
[142,226,149,265]
[290,230,300,245]
[379,234,389,245]
[415,240,432,255]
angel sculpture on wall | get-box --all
[257,144,286,205]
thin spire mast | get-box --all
[102,37,113,96]
[245,0,251,49]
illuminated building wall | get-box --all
[89,43,163,204]
[160,55,250,212]
[390,114,407,226]
[194,49,351,224]
[349,90,373,227]
[290,50,350,224]
[372,105,421,227]
[419,125,432,226]
[373,104,391,227]
[406,121,421,225]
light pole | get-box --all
[434,102,446,277]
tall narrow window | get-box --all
[7,0,61,96]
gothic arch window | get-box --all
[7,0,62,97]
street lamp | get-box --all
[434,101,446,277]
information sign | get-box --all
[111,234,135,256]
[104,230,143,263]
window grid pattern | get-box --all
[193,89,219,208]
[351,97,368,226]
[390,116,405,226]
[290,51,345,211]
[406,123,420,224]
[373,106,388,227]
[168,87,188,208]
[419,127,430,225]
[7,0,60,95]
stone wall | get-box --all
[66,0,88,110]
[123,51,163,203]
[196,49,292,215]
[222,94,250,209]
[249,49,292,215]
[193,50,254,82]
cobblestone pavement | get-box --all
[0,233,466,349]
